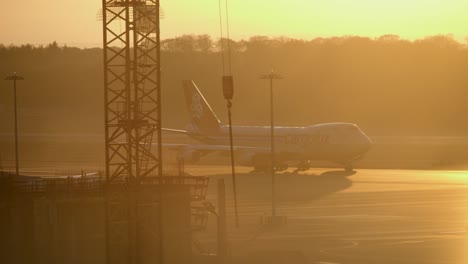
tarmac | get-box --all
[189,166,468,264]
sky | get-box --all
[1,0,468,47]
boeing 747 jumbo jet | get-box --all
[164,80,372,172]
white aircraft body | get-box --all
[164,80,372,172]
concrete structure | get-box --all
[0,172,209,264]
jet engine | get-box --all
[238,152,256,166]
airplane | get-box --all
[163,80,373,172]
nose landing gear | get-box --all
[344,163,354,173]
[333,160,356,174]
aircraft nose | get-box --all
[363,134,373,151]
[356,130,372,151]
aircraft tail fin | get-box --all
[183,80,222,135]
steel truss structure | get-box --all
[102,1,163,263]
[102,0,162,183]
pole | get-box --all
[269,77,276,217]
[0,153,3,173]
[227,100,239,227]
[13,77,19,177]
[5,73,24,177]
[260,70,282,218]
[217,179,227,259]
[155,2,165,264]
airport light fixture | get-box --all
[4,72,24,177]
[260,70,282,218]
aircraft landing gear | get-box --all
[344,163,354,173]
[295,160,311,172]
[275,163,289,172]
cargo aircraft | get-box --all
[163,80,372,172]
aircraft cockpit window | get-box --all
[340,125,358,132]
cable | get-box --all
[225,0,232,74]
[218,0,225,75]
[220,0,239,228]
[227,100,239,227]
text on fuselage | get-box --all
[284,134,330,145]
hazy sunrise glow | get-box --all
[1,0,468,46]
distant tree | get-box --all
[47,41,61,51]
[161,35,198,53]
[416,35,462,49]
[377,34,400,42]
[245,36,271,53]
[1,35,468,135]
[215,38,244,53]
[194,34,213,53]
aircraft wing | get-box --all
[162,127,216,143]
[158,143,271,163]
[162,128,189,134]
[161,143,269,153]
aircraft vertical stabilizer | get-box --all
[183,80,222,135]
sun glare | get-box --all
[275,0,468,40]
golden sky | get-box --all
[1,0,468,47]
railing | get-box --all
[137,176,209,201]
[1,176,105,195]
[0,172,209,201]
[109,0,148,7]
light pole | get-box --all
[260,70,282,218]
[5,72,24,177]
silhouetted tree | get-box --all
[1,36,468,136]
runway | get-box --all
[188,166,468,264]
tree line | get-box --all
[1,35,468,136]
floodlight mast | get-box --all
[4,72,24,177]
[260,70,282,217]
